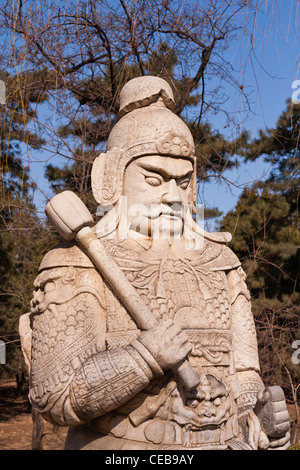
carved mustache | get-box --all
[128,204,183,220]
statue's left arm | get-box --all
[227,266,264,415]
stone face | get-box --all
[20,76,290,450]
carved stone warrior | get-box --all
[20,76,290,450]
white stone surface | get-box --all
[20,76,290,450]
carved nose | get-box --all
[162,179,181,205]
[200,402,217,417]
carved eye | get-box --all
[180,179,190,190]
[44,281,55,293]
[145,176,162,187]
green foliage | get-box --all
[290,443,300,450]
[0,206,57,377]
[189,121,249,180]
[222,185,299,297]
[0,71,54,378]
[221,99,300,398]
[45,149,99,214]
[244,99,300,162]
[45,44,245,211]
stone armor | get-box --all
[26,232,263,450]
[20,76,289,450]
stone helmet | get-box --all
[91,76,197,209]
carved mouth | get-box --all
[158,208,182,219]
[145,205,183,221]
[189,414,230,429]
[160,212,181,219]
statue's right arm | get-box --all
[29,266,162,426]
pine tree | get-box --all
[0,1,258,220]
[44,45,248,221]
[221,100,300,411]
[0,71,55,377]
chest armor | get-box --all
[98,239,241,449]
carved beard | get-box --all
[95,197,213,252]
[128,203,184,239]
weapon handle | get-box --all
[77,226,200,391]
[177,360,200,390]
[45,191,200,391]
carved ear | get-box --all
[91,148,123,206]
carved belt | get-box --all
[91,412,239,448]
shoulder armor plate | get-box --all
[39,240,94,271]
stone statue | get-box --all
[20,76,290,450]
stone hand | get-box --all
[138,318,193,371]
[45,190,200,391]
[254,386,290,450]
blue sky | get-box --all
[200,0,300,229]
[26,1,299,227]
